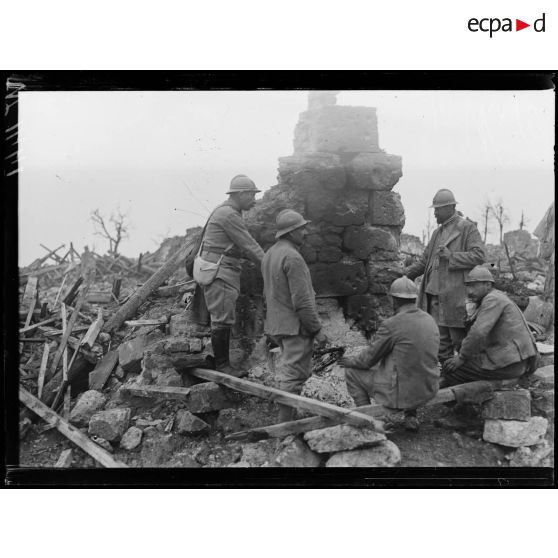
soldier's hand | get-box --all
[443,355,464,373]
[437,245,451,260]
[338,356,355,368]
[313,331,328,349]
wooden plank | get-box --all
[53,273,68,307]
[37,342,50,400]
[19,317,57,335]
[124,317,168,328]
[81,308,104,349]
[188,368,385,432]
[120,384,192,400]
[54,448,73,467]
[22,277,39,329]
[62,277,83,306]
[19,387,127,468]
[88,350,119,390]
[86,292,112,304]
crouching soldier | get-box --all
[262,209,328,423]
[339,277,440,431]
[441,266,539,387]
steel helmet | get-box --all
[275,209,310,239]
[226,174,261,194]
[389,276,418,299]
[464,266,495,284]
[430,189,458,208]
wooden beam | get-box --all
[19,317,57,335]
[54,448,73,467]
[19,387,127,468]
[81,308,104,349]
[37,342,50,400]
[124,317,168,328]
[88,350,119,390]
[62,277,83,306]
[120,384,192,400]
[187,368,385,432]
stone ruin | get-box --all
[236,92,405,354]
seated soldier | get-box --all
[441,265,538,387]
[339,277,440,431]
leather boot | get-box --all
[210,326,247,378]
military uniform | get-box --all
[406,212,486,362]
[262,237,322,396]
[343,305,440,409]
[442,289,538,386]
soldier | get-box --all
[262,209,328,423]
[198,175,265,377]
[441,266,539,386]
[339,277,440,432]
[405,189,486,364]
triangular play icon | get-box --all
[516,19,530,31]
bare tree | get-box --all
[91,208,130,257]
[519,210,529,231]
[479,200,492,244]
[490,200,509,245]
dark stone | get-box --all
[118,335,147,373]
[69,390,106,427]
[343,225,398,260]
[367,260,405,294]
[317,246,343,263]
[176,409,210,435]
[187,382,231,413]
[88,407,131,442]
[369,191,405,227]
[309,260,368,296]
[531,388,554,419]
[306,189,368,226]
[346,152,403,190]
[482,389,531,421]
[278,153,346,191]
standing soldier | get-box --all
[199,175,265,377]
[262,209,328,423]
[405,189,486,365]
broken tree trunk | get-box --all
[103,235,199,333]
[19,387,127,468]
[187,368,385,432]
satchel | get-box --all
[192,240,234,286]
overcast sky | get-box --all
[18,89,554,266]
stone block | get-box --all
[293,106,379,154]
[69,390,106,427]
[304,425,387,453]
[306,189,368,226]
[176,409,210,435]
[119,426,143,450]
[367,260,405,294]
[187,382,231,413]
[278,153,346,191]
[88,407,131,442]
[346,152,403,190]
[164,337,190,353]
[533,365,554,387]
[325,440,401,467]
[483,416,548,447]
[481,389,531,421]
[344,294,393,332]
[317,246,343,263]
[118,335,147,373]
[344,225,399,260]
[369,191,405,228]
[309,260,368,296]
[155,369,183,387]
[273,435,322,467]
[531,389,554,419]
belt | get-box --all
[201,249,240,259]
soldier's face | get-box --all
[434,205,455,224]
[290,226,307,245]
[466,282,491,303]
[239,191,257,210]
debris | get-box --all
[532,365,554,387]
[187,382,231,413]
[140,431,177,467]
[19,387,127,468]
[303,424,387,453]
[119,426,143,450]
[325,440,401,467]
[175,410,210,435]
[54,449,73,467]
[88,407,132,442]
[81,308,104,349]
[273,435,321,467]
[118,336,147,373]
[481,389,531,421]
[69,389,107,427]
[91,436,114,452]
[483,416,548,447]
[121,383,192,400]
[531,389,554,419]
[155,369,183,387]
[88,350,119,390]
[37,342,50,400]
[508,440,553,467]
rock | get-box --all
[155,369,183,387]
[523,296,554,330]
[273,435,322,467]
[344,225,398,260]
[509,441,553,467]
[533,365,554,387]
[164,337,190,353]
[69,390,106,427]
[293,105,379,154]
[367,260,405,294]
[88,407,131,442]
[187,382,231,413]
[114,365,126,380]
[176,409,210,435]
[309,260,368,297]
[304,425,386,453]
[278,153,346,191]
[369,191,405,227]
[483,416,548,447]
[119,426,143,450]
[481,389,531,421]
[326,440,401,467]
[306,188,368,226]
[140,432,177,467]
[346,152,403,190]
[531,389,554,419]
[188,338,203,353]
[118,335,147,373]
[240,440,278,467]
[90,436,113,452]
